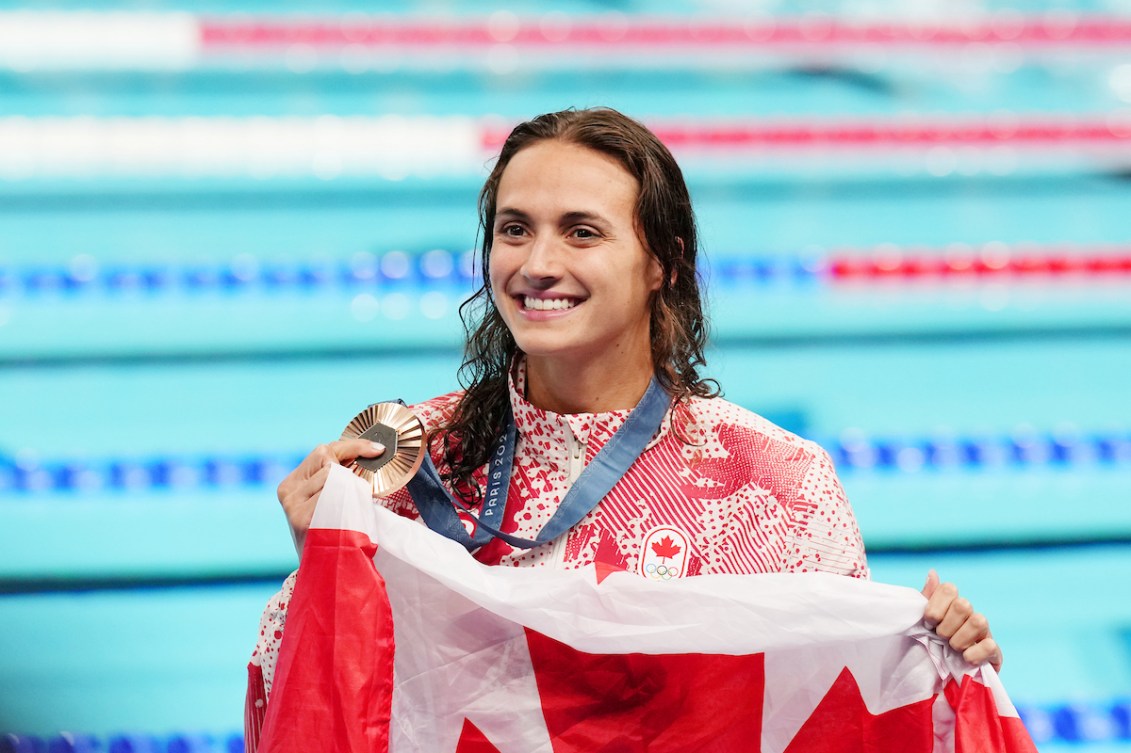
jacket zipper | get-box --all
[552,428,586,567]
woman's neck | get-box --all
[524,351,654,415]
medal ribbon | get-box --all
[406,378,670,551]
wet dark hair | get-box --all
[439,107,717,499]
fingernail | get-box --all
[369,442,385,452]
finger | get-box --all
[946,611,990,651]
[328,438,386,463]
[301,439,383,475]
[279,466,331,521]
[921,569,940,598]
[922,581,958,628]
[284,464,331,498]
[287,439,385,485]
[934,596,973,639]
[281,445,335,489]
[278,449,329,501]
[962,636,1002,672]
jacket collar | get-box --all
[506,357,672,451]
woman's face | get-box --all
[488,140,663,371]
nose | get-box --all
[520,233,562,287]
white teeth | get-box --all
[524,296,577,311]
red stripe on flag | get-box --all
[947,676,1039,753]
[256,528,394,753]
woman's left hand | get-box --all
[921,569,1003,673]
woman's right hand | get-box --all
[277,439,386,557]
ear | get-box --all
[646,254,665,293]
[654,238,684,291]
[668,237,685,288]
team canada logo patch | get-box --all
[637,526,690,581]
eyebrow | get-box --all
[494,207,529,223]
[494,208,611,227]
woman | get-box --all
[256,108,1000,697]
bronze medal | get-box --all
[340,403,427,497]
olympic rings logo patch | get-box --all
[637,526,691,582]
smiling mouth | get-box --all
[522,296,579,311]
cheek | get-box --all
[486,251,507,292]
[487,249,520,304]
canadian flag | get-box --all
[247,464,1037,753]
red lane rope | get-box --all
[653,122,1131,147]
[826,246,1131,280]
[198,17,1131,49]
[481,119,1131,151]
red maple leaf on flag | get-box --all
[651,535,681,561]
[784,667,935,752]
[526,628,765,753]
[454,718,502,752]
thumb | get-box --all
[921,568,939,598]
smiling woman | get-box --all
[255,107,1001,726]
[446,108,714,495]
[490,141,663,410]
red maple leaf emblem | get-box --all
[526,629,764,753]
[651,535,682,561]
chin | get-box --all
[511,338,575,360]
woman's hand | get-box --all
[921,569,1003,672]
[277,439,385,557]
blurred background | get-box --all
[1,0,1130,750]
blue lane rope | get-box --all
[1017,700,1131,744]
[2,699,1130,750]
[8,249,1129,299]
[0,250,479,298]
[0,452,307,495]
[0,429,1127,495]
[0,731,244,752]
[0,252,821,299]
[828,429,1131,472]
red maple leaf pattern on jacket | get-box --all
[651,535,682,561]
[682,424,811,503]
[384,362,866,577]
